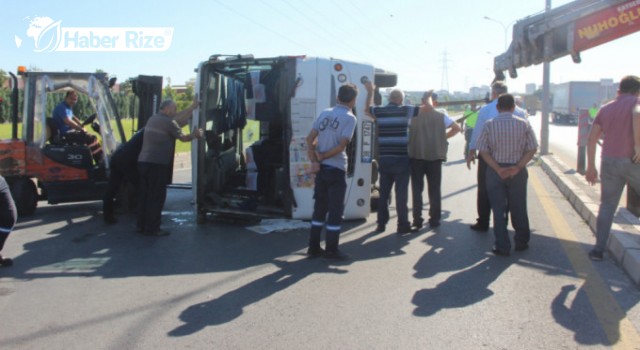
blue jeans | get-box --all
[464,127,473,158]
[411,159,443,225]
[309,165,347,252]
[595,157,640,252]
[377,158,410,228]
[486,165,530,252]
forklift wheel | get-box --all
[9,178,38,216]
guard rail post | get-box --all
[628,185,640,217]
[576,109,590,175]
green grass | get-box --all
[0,120,192,154]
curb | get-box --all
[539,154,640,285]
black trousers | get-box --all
[0,178,17,252]
[410,159,443,225]
[309,166,347,252]
[476,157,492,228]
[103,163,139,219]
[137,162,170,234]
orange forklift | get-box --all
[0,67,162,216]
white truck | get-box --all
[191,55,397,222]
[551,81,601,124]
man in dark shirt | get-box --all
[137,99,201,236]
[0,175,17,267]
[103,101,196,225]
[102,129,144,224]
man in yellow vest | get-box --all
[588,103,599,120]
[463,103,479,158]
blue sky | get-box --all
[2,0,638,93]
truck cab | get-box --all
[192,55,397,222]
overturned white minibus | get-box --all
[191,55,396,222]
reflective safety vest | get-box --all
[464,109,479,128]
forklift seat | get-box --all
[45,118,64,145]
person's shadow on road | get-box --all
[412,254,512,317]
[167,259,345,336]
[411,219,518,316]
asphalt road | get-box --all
[1,131,639,349]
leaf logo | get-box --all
[25,16,62,52]
[34,20,62,52]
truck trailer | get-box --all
[551,81,601,124]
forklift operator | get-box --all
[52,90,103,163]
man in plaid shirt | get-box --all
[476,94,538,256]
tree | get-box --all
[0,69,8,88]
[183,84,194,101]
[0,70,10,123]
[119,79,133,94]
[163,81,176,101]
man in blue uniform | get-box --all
[306,83,358,260]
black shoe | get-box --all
[375,224,386,233]
[470,223,489,232]
[323,250,350,261]
[588,249,603,261]
[492,248,510,257]
[0,255,13,267]
[411,221,423,232]
[306,246,325,258]
[397,225,411,234]
[515,243,529,252]
[429,220,441,228]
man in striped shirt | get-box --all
[476,94,538,256]
[467,81,526,232]
[365,82,419,234]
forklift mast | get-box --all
[8,72,19,140]
[493,0,640,81]
[131,75,163,131]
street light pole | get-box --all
[483,16,508,51]
[541,0,552,155]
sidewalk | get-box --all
[540,154,640,284]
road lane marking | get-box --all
[530,170,640,349]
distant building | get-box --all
[600,79,615,103]
[171,85,189,94]
[525,83,536,94]
[469,86,490,99]
[169,78,196,94]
